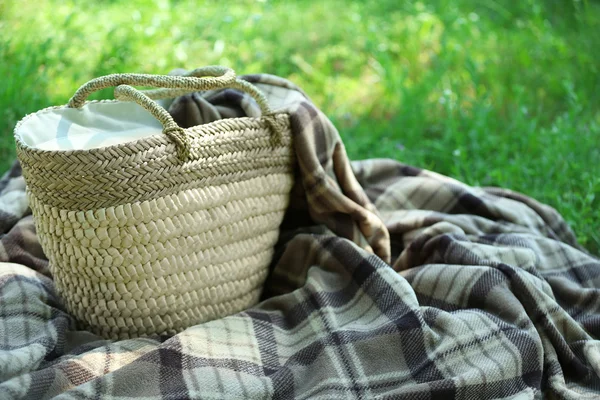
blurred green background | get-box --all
[1,0,599,253]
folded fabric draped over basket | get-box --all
[164,71,392,265]
[1,72,599,399]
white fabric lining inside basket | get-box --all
[16,101,164,151]
[16,83,304,152]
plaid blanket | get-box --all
[1,73,599,399]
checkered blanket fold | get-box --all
[0,73,599,399]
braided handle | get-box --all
[113,85,192,160]
[142,70,273,115]
[66,66,275,160]
[67,66,236,108]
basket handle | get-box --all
[66,66,274,160]
[141,69,272,115]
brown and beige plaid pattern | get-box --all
[0,73,599,399]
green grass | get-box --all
[1,0,599,253]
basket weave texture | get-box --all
[15,67,295,339]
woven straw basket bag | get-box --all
[14,66,295,339]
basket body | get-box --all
[16,110,294,339]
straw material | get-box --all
[15,67,295,339]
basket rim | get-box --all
[14,99,289,157]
